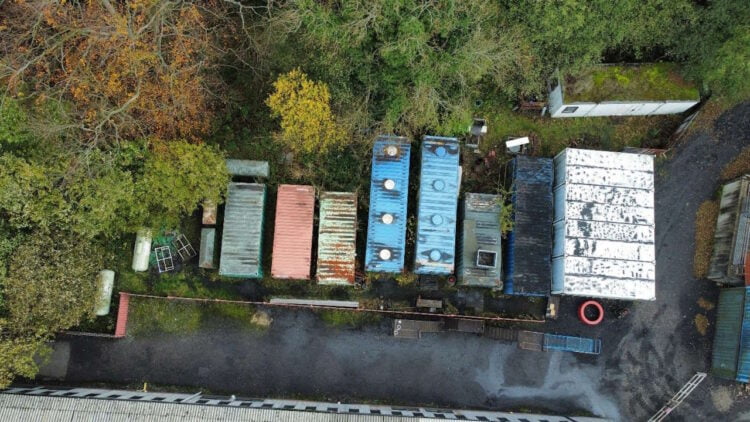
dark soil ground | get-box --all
[36,102,750,421]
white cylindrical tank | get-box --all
[132,229,152,272]
[95,270,115,316]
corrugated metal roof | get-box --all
[0,390,612,421]
[708,175,750,286]
[365,136,411,273]
[219,183,265,278]
[505,156,553,296]
[551,149,655,301]
[712,287,745,380]
[738,287,750,382]
[225,159,269,177]
[414,136,460,275]
[271,184,315,279]
[457,193,502,288]
[317,192,357,285]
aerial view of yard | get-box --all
[0,1,749,422]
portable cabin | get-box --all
[414,136,460,275]
[219,183,266,278]
[365,136,411,273]
[504,157,553,296]
[552,149,655,300]
[317,192,357,285]
[457,193,502,288]
[548,64,700,118]
[271,185,315,279]
[712,287,750,382]
[94,270,115,316]
[708,175,750,286]
[131,229,152,272]
[199,228,215,269]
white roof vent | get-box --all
[385,145,399,157]
[382,213,394,224]
[384,179,396,190]
[432,179,446,191]
[379,249,392,260]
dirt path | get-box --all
[40,102,750,421]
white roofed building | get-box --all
[552,148,656,301]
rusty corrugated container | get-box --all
[271,185,315,279]
[317,192,357,285]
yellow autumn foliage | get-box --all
[266,69,347,154]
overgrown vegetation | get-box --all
[694,200,719,278]
[721,146,750,181]
[318,309,383,328]
[0,0,748,388]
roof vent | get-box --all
[379,249,392,260]
[432,179,445,191]
[384,145,399,157]
[435,146,446,157]
[431,214,443,226]
[382,213,394,224]
[384,179,396,190]
[429,249,441,262]
[476,250,497,268]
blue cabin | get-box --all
[414,136,460,275]
[504,156,554,296]
[365,136,411,273]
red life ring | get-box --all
[578,300,604,325]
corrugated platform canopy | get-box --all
[712,287,750,382]
[365,136,411,273]
[414,136,460,275]
[317,192,357,285]
[505,156,554,296]
[271,184,315,279]
[458,193,503,288]
[219,183,265,278]
[709,175,750,286]
[552,148,655,301]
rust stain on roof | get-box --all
[317,192,357,285]
[271,185,315,279]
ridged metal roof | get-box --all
[712,287,745,380]
[365,136,411,273]
[505,156,553,296]
[271,185,315,279]
[225,159,269,177]
[219,183,265,278]
[457,193,502,288]
[552,148,655,301]
[414,136,460,275]
[317,192,357,285]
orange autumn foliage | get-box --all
[0,0,234,142]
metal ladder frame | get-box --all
[647,372,707,422]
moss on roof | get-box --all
[563,63,700,103]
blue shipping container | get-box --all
[711,287,750,382]
[504,156,554,296]
[414,136,460,275]
[543,333,602,355]
[365,136,411,273]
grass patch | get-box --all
[721,145,750,181]
[128,297,266,337]
[694,314,710,336]
[318,309,382,328]
[694,200,719,278]
[478,102,680,157]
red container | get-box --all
[271,185,315,279]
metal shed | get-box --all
[552,148,655,301]
[505,156,553,296]
[712,287,750,382]
[457,193,502,288]
[317,192,357,285]
[94,270,115,316]
[131,229,152,272]
[708,175,750,285]
[219,182,265,278]
[414,136,460,275]
[199,228,215,269]
[271,184,315,279]
[225,159,270,178]
[365,136,411,273]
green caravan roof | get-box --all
[563,63,700,103]
[219,183,265,278]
